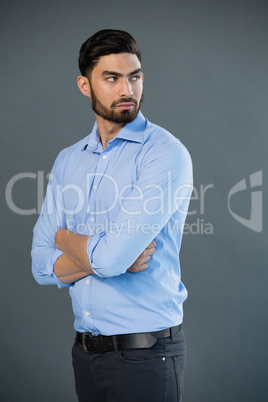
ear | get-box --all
[77,76,91,98]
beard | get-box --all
[89,83,143,124]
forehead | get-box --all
[93,53,141,75]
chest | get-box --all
[61,143,141,227]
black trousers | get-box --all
[72,328,186,402]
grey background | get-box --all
[1,0,267,401]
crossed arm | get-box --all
[54,229,155,284]
[32,140,192,286]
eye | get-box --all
[130,75,140,81]
[107,77,117,82]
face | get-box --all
[88,53,144,124]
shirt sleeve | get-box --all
[31,152,69,289]
[87,141,193,277]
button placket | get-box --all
[87,147,112,225]
[90,151,109,222]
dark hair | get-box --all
[78,29,141,78]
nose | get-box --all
[119,78,133,97]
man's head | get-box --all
[78,29,141,79]
[77,29,143,124]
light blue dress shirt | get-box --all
[31,112,193,335]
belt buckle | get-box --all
[82,332,96,353]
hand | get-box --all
[127,240,156,273]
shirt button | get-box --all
[102,154,107,159]
[85,280,90,285]
[90,217,94,222]
[93,185,97,190]
[85,312,90,317]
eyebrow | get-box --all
[101,68,142,77]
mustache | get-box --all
[112,98,138,107]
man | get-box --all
[31,29,193,401]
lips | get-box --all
[116,103,135,110]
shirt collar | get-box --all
[82,111,146,152]
[115,111,146,143]
[82,121,101,152]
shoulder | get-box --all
[49,134,90,183]
[141,119,192,168]
[53,134,89,166]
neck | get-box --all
[95,115,125,150]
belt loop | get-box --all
[170,327,175,340]
[171,324,182,339]
[112,336,118,352]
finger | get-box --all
[138,248,154,261]
[144,247,155,256]
[146,240,156,249]
[140,263,149,270]
[139,255,151,264]
[128,262,148,273]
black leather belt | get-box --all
[76,324,182,353]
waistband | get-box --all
[76,324,182,353]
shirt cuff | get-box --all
[49,248,69,289]
[87,232,105,275]
[87,231,123,277]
